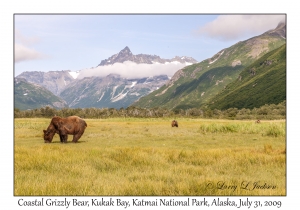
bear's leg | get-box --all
[59,134,64,143]
[63,134,68,143]
[72,133,83,143]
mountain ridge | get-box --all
[98,46,197,66]
[208,44,286,110]
[132,22,286,110]
[14,78,68,110]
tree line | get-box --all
[14,101,286,120]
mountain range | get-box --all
[15,47,197,110]
[132,22,286,110]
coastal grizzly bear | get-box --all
[43,116,87,143]
[171,120,178,127]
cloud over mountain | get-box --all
[77,61,191,79]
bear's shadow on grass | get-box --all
[49,141,87,144]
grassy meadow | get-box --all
[14,117,286,196]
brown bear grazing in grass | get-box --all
[171,120,178,127]
[43,116,87,143]
[256,119,261,123]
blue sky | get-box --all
[14,14,285,76]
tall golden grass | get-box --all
[14,118,286,196]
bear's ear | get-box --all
[43,130,46,133]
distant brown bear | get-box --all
[255,119,261,123]
[171,120,178,127]
[43,116,87,143]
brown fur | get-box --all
[171,120,178,127]
[43,116,87,143]
[255,119,261,123]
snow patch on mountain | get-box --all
[130,92,140,96]
[111,85,119,98]
[130,81,137,87]
[111,91,128,102]
[209,51,224,64]
[69,71,80,79]
[97,92,105,102]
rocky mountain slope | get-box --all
[132,22,286,110]
[60,74,169,109]
[16,70,76,95]
[14,78,68,110]
[208,44,286,110]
